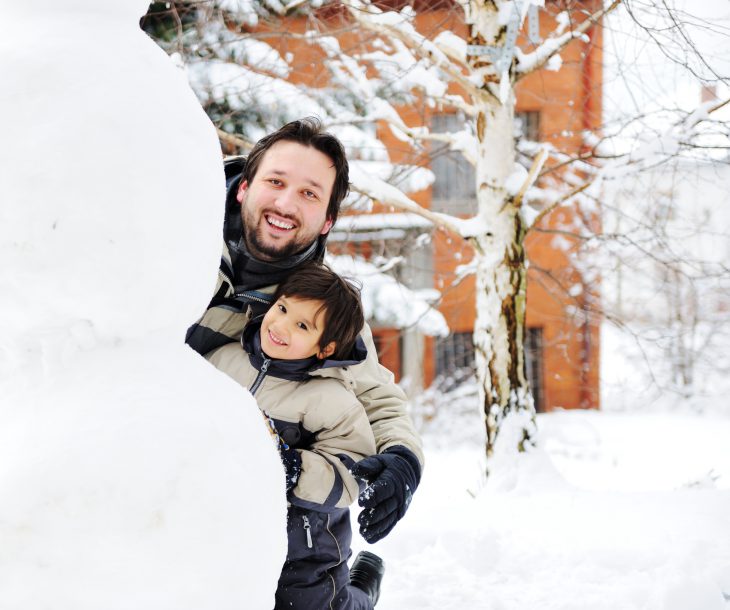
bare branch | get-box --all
[516,0,622,80]
[528,180,594,230]
[514,146,548,208]
[217,128,253,151]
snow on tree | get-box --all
[0,1,287,606]
[144,0,730,461]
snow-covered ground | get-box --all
[354,390,730,610]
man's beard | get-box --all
[240,196,320,262]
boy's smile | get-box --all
[260,296,335,361]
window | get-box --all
[525,327,544,412]
[434,326,544,412]
[435,331,475,391]
[430,113,477,215]
[515,111,540,141]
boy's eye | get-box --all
[278,303,287,313]
[297,322,308,331]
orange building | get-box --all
[327,1,604,412]
[155,0,605,411]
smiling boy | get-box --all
[206,264,385,609]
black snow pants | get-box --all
[274,505,372,610]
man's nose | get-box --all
[273,187,297,214]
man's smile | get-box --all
[265,214,295,231]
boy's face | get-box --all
[260,295,336,361]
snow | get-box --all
[333,213,434,232]
[353,378,730,609]
[0,3,286,608]
[327,255,449,337]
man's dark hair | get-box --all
[273,264,364,360]
[243,117,350,226]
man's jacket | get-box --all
[186,158,424,467]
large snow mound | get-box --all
[0,2,287,607]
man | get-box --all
[186,118,423,550]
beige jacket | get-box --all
[187,240,425,467]
[207,339,376,510]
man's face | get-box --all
[260,296,335,360]
[238,141,336,262]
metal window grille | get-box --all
[525,327,544,412]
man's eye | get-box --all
[304,190,317,199]
[269,179,283,186]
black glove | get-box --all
[279,445,302,492]
[350,446,421,544]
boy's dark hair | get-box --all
[244,117,350,227]
[273,264,364,360]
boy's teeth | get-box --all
[267,216,294,229]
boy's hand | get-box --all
[350,446,421,544]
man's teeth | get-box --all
[267,216,294,230]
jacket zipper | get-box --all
[234,291,273,305]
[302,515,313,549]
[248,357,271,396]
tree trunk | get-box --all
[468,6,537,459]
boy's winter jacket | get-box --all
[206,321,376,609]
[186,157,424,469]
[207,322,376,511]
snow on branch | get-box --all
[343,0,484,102]
[348,162,488,239]
[326,254,449,337]
[515,0,621,79]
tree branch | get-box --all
[515,0,622,80]
[528,180,594,230]
[343,0,486,103]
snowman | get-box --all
[0,1,287,608]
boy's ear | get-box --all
[317,342,336,360]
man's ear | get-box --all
[236,179,249,204]
[317,341,336,359]
[320,217,333,236]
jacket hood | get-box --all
[242,317,367,382]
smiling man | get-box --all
[238,139,336,261]
[186,119,424,556]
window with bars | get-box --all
[525,327,544,413]
[434,327,545,411]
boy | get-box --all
[206,264,385,610]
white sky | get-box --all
[603,0,730,123]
